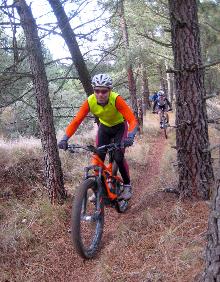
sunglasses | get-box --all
[94,89,109,94]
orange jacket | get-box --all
[65,95,138,138]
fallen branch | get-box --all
[162,188,180,195]
[208,117,220,124]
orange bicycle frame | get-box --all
[91,154,123,200]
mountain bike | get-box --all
[68,142,131,259]
[160,109,169,139]
[153,109,171,139]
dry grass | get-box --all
[0,194,70,282]
[0,138,44,199]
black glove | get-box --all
[58,135,69,150]
[123,137,134,147]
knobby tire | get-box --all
[111,161,128,213]
[71,178,104,259]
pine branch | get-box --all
[203,144,220,152]
[203,94,218,100]
[145,2,170,20]
[0,87,33,109]
[137,32,172,48]
[167,60,220,74]
[204,21,220,33]
[49,76,79,82]
[0,22,20,25]
[200,60,220,69]
[150,50,173,61]
[44,57,72,66]
[208,117,220,124]
[52,63,75,95]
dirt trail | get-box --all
[131,131,167,211]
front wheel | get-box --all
[71,178,104,259]
[161,116,168,139]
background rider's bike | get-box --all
[68,142,131,259]
[160,109,169,139]
[153,109,171,139]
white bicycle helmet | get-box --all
[158,90,165,96]
[92,74,113,89]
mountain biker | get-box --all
[58,73,138,200]
[152,90,172,128]
[150,91,158,102]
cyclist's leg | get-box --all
[157,108,163,128]
[112,122,132,200]
[92,123,112,165]
[158,108,162,123]
[118,121,130,179]
[112,122,130,185]
[163,105,169,123]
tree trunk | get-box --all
[203,179,220,281]
[168,0,214,199]
[127,66,138,119]
[141,64,151,114]
[158,63,167,95]
[48,0,93,97]
[166,61,174,106]
[137,98,143,134]
[16,0,66,203]
[118,0,139,122]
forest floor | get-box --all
[1,113,218,282]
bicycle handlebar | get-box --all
[67,141,131,154]
[152,108,172,114]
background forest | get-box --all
[1,0,219,139]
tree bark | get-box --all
[48,0,93,97]
[203,179,220,281]
[118,0,139,122]
[168,0,214,199]
[166,61,174,106]
[16,0,66,203]
[158,63,167,95]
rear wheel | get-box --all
[161,116,168,139]
[71,179,104,259]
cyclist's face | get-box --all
[94,88,110,105]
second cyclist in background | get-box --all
[152,90,172,128]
